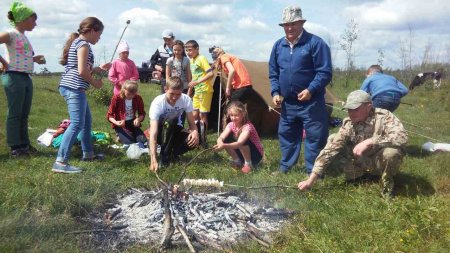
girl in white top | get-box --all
[0,1,45,157]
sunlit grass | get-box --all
[0,75,449,252]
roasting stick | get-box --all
[182,178,298,190]
[176,147,215,185]
[223,183,298,190]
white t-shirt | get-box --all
[149,93,193,126]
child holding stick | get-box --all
[213,101,264,173]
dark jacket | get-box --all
[107,94,146,129]
[150,44,173,77]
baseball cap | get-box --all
[343,90,372,109]
[161,29,174,38]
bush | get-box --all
[88,85,111,106]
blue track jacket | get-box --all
[269,30,332,101]
[360,72,408,99]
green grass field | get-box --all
[0,75,449,252]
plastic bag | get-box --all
[126,143,143,159]
[126,143,149,159]
[422,141,450,152]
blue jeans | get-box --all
[278,98,329,174]
[56,86,93,163]
[372,94,401,112]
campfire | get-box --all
[88,178,295,252]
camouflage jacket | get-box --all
[312,108,408,176]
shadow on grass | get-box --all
[394,172,435,197]
[404,145,431,158]
[344,172,435,197]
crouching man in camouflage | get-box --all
[298,90,408,197]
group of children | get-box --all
[0,1,264,174]
[107,36,264,174]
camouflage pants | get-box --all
[328,134,404,191]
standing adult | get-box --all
[0,1,46,157]
[150,29,174,93]
[269,5,332,174]
[360,65,408,112]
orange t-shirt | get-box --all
[220,54,252,89]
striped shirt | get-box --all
[60,38,93,90]
[5,29,34,74]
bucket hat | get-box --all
[279,6,306,26]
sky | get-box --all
[2,0,449,73]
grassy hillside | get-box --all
[0,75,449,252]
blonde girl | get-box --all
[107,80,146,145]
[213,101,264,173]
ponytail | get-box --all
[59,17,104,66]
[59,33,79,66]
[7,11,14,23]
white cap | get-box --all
[161,29,174,38]
[117,41,129,54]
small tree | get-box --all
[377,48,385,67]
[340,19,359,87]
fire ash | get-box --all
[89,187,295,251]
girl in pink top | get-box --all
[108,41,139,95]
[213,101,264,174]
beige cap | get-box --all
[343,90,372,109]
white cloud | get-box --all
[344,0,450,32]
[237,17,269,31]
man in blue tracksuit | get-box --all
[269,5,332,174]
[360,65,408,112]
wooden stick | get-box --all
[223,183,297,190]
[176,224,196,253]
[65,229,118,235]
[176,147,215,185]
[246,232,270,248]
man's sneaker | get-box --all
[241,164,252,174]
[52,163,82,174]
[10,148,29,158]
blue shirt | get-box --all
[360,72,408,99]
[269,30,332,101]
